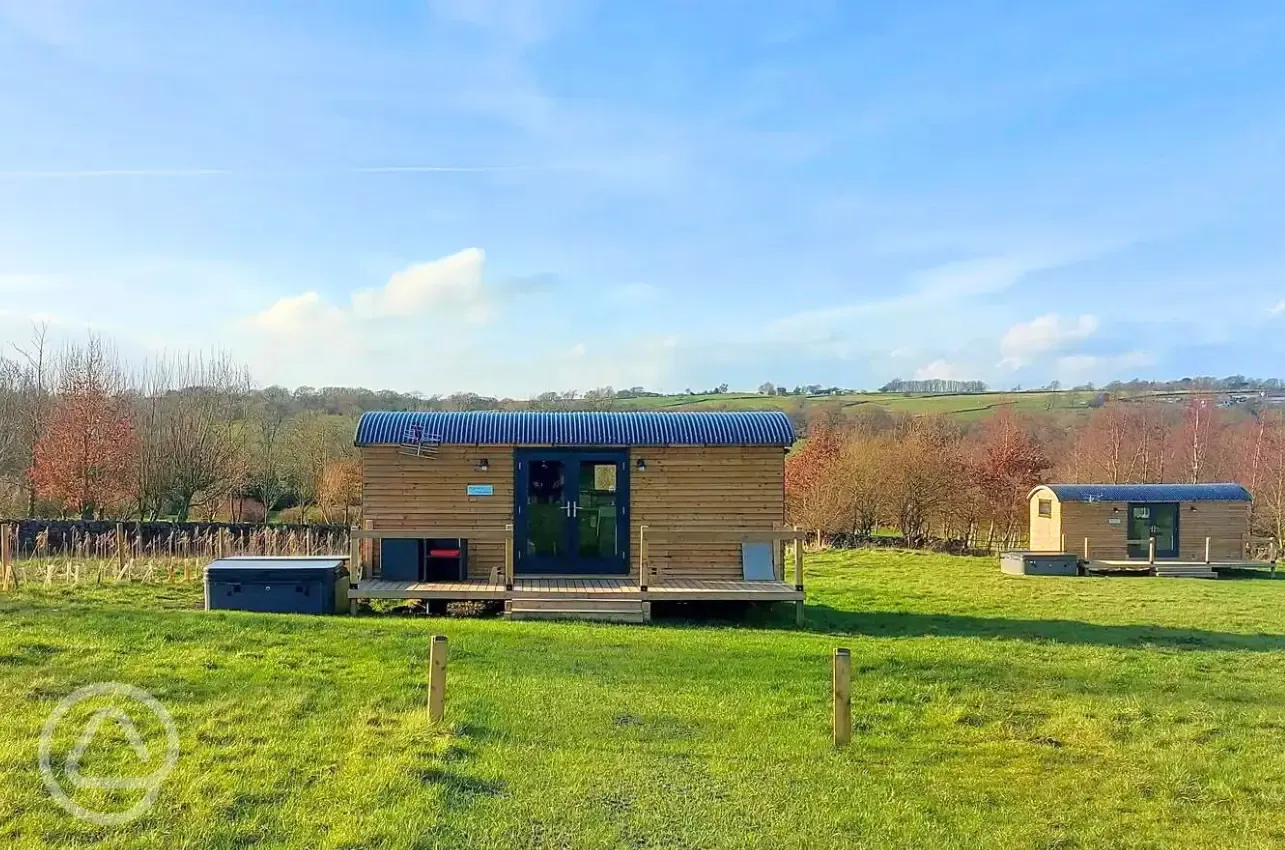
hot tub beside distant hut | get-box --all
[1027,482,1257,578]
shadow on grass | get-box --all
[791,604,1285,652]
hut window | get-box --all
[1037,499,1052,518]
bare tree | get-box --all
[245,385,293,517]
[145,352,251,521]
[283,412,354,517]
[10,322,53,514]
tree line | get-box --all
[0,328,360,523]
[786,397,1285,549]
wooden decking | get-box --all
[350,576,804,602]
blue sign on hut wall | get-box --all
[466,484,494,497]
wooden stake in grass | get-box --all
[1,522,12,591]
[833,648,851,747]
[428,634,449,723]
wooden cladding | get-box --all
[362,445,512,579]
[1029,488,1251,561]
[360,443,786,580]
[631,446,784,580]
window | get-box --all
[1037,499,1052,518]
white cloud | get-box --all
[351,248,490,322]
[913,359,971,381]
[999,313,1099,368]
[1269,300,1285,315]
[245,291,346,334]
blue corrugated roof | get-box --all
[1037,483,1252,503]
[354,410,796,447]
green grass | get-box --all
[610,390,1096,419]
[3,552,1285,848]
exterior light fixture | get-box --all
[636,458,647,472]
[475,458,490,472]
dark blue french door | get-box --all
[514,449,630,575]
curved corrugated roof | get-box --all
[354,410,796,447]
[1033,483,1252,503]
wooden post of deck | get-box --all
[1204,536,1211,565]
[362,520,373,581]
[1083,537,1089,561]
[638,525,648,591]
[428,634,448,723]
[1148,535,1156,566]
[116,523,125,580]
[504,523,514,591]
[833,648,852,747]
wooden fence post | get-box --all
[1148,535,1156,566]
[1,522,11,590]
[833,648,852,747]
[1204,537,1211,565]
[428,634,449,723]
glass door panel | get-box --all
[576,461,619,560]
[1151,504,1179,557]
[1127,503,1179,559]
[515,449,629,575]
[525,459,568,561]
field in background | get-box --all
[3,551,1285,848]
[610,390,1097,419]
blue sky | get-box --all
[2,0,1284,396]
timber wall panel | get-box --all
[362,445,513,579]
[631,446,785,580]
[361,443,786,581]
[1057,500,1249,561]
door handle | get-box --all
[563,502,580,517]
[570,502,579,517]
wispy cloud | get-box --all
[770,253,1068,337]
[0,165,555,180]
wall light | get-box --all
[475,458,490,472]
[636,458,647,472]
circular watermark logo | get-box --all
[38,682,179,826]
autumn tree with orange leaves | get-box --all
[969,410,1050,547]
[29,337,138,518]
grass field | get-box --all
[611,390,1095,420]
[3,552,1285,848]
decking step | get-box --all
[1155,569,1218,579]
[510,598,642,612]
[507,597,649,623]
